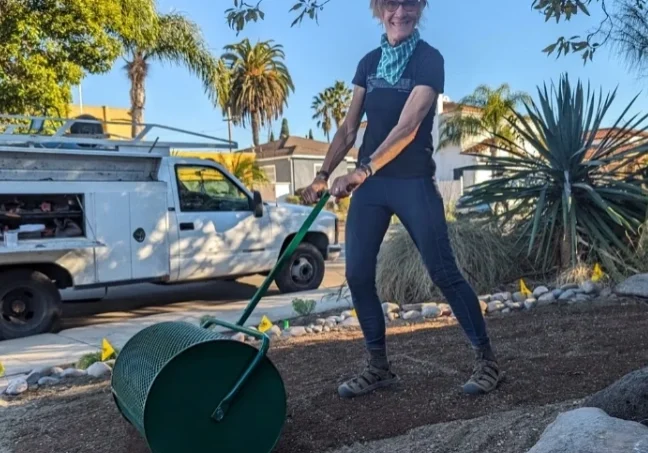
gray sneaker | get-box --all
[462,347,502,395]
[338,362,400,399]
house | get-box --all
[237,136,359,202]
[67,104,132,139]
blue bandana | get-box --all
[376,28,421,85]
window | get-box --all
[260,165,277,184]
[453,169,464,181]
[175,165,250,212]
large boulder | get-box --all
[615,274,648,298]
[526,407,648,453]
[582,366,648,425]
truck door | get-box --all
[169,162,273,281]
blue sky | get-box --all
[74,0,646,149]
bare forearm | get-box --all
[368,123,418,172]
[320,125,357,175]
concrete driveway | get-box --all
[61,259,347,330]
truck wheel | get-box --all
[274,243,325,293]
[0,270,62,340]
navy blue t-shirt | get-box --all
[353,40,445,178]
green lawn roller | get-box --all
[111,191,332,453]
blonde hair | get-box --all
[370,0,428,19]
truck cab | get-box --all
[0,115,341,339]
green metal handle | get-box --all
[201,191,330,422]
[236,190,331,327]
[202,318,270,422]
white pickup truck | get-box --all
[0,115,340,339]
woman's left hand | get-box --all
[330,170,367,200]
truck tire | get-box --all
[0,269,62,340]
[274,243,325,293]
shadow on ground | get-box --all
[3,301,648,453]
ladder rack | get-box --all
[0,113,238,157]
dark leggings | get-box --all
[345,176,491,352]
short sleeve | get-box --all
[415,47,445,94]
[352,55,368,88]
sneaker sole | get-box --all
[338,375,401,399]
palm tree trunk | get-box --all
[128,52,147,139]
[251,111,260,148]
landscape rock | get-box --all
[560,283,579,291]
[50,367,65,378]
[524,298,538,310]
[323,325,331,333]
[526,407,648,453]
[325,316,339,325]
[314,318,326,326]
[342,317,361,328]
[479,294,492,303]
[386,312,398,322]
[269,325,282,338]
[615,273,648,299]
[288,326,307,337]
[340,310,355,320]
[5,378,28,396]
[479,300,488,314]
[533,286,549,298]
[601,287,613,298]
[569,294,590,304]
[583,366,648,425]
[552,289,564,298]
[559,289,576,301]
[438,303,452,316]
[487,301,505,313]
[505,301,523,310]
[312,325,323,334]
[492,292,512,302]
[37,376,60,387]
[538,292,556,305]
[61,368,87,378]
[86,362,112,378]
[421,303,441,318]
[402,303,424,312]
[305,326,314,334]
[512,292,526,303]
[231,332,246,342]
[324,320,337,329]
[381,303,400,314]
[502,308,511,314]
[402,310,422,321]
[26,367,52,385]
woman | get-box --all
[302,0,502,399]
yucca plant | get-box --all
[457,74,648,274]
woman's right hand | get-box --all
[301,178,328,205]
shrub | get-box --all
[457,74,648,274]
[376,221,520,304]
[285,195,301,205]
[292,298,316,316]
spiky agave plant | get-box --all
[457,74,648,274]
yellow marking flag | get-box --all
[258,315,273,333]
[592,263,605,282]
[520,279,532,297]
[0,361,4,377]
[350,309,357,318]
[101,338,116,361]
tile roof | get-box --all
[238,136,359,159]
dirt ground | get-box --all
[3,300,648,453]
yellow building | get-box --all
[67,104,132,139]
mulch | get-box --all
[5,300,648,453]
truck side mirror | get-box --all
[252,190,264,218]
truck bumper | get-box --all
[327,244,342,261]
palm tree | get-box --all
[121,9,219,138]
[211,153,269,188]
[330,81,353,128]
[311,81,352,142]
[438,83,532,151]
[222,38,294,148]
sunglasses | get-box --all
[383,0,422,13]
